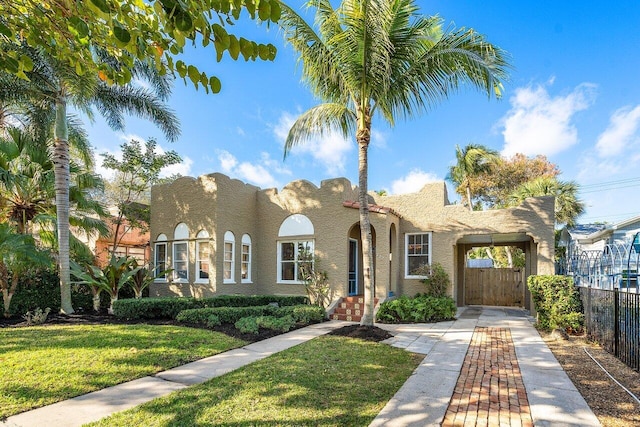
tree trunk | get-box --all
[108,295,117,315]
[53,97,74,314]
[466,185,473,211]
[2,288,12,318]
[92,288,101,312]
[505,246,514,268]
[357,112,375,326]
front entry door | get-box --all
[349,239,359,295]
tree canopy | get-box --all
[0,0,279,93]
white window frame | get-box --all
[241,234,252,283]
[172,241,189,282]
[153,234,168,282]
[223,231,235,284]
[277,239,314,284]
[195,230,210,283]
[405,232,432,278]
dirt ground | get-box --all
[542,332,640,427]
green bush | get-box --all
[375,295,456,323]
[235,316,260,334]
[274,305,326,323]
[257,315,296,332]
[527,275,584,332]
[413,263,450,297]
[112,295,309,320]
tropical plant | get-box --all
[279,0,510,325]
[447,144,499,211]
[0,46,180,314]
[128,260,171,299]
[509,176,585,227]
[412,262,450,297]
[71,256,141,314]
[0,222,52,317]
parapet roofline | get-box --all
[343,200,402,218]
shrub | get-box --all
[235,316,259,334]
[527,275,584,332]
[22,307,51,325]
[198,295,308,308]
[113,298,198,319]
[376,295,456,323]
[413,263,450,297]
[258,315,296,332]
[275,305,326,323]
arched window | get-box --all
[154,234,168,281]
[173,223,189,282]
[277,215,314,284]
[223,231,235,283]
[241,234,252,283]
[195,230,210,283]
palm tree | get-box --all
[0,45,179,313]
[279,0,510,325]
[447,144,499,211]
[509,176,585,227]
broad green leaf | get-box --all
[174,11,193,32]
[258,0,270,21]
[176,60,187,78]
[239,37,252,61]
[0,22,13,37]
[212,24,230,49]
[270,0,281,22]
[19,54,34,72]
[245,0,256,18]
[210,76,221,93]
[2,56,19,73]
[187,65,200,85]
[69,17,90,38]
[113,22,132,44]
[228,35,240,60]
[258,44,269,60]
[89,0,110,14]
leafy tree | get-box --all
[0,223,52,317]
[100,138,182,255]
[0,0,279,92]
[0,47,179,314]
[509,176,585,227]
[470,153,559,209]
[279,0,509,325]
[447,144,499,211]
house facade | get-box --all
[150,173,555,311]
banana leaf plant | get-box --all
[71,256,140,314]
[129,259,172,299]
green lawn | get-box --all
[0,324,246,418]
[88,335,423,427]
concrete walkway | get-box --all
[371,306,601,427]
[3,307,600,427]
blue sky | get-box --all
[89,1,640,225]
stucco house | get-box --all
[150,173,555,319]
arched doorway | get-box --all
[348,223,376,296]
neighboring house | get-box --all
[94,216,150,267]
[150,173,555,314]
[559,216,640,256]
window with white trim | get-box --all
[173,223,189,282]
[405,232,432,278]
[278,240,314,283]
[154,234,167,281]
[195,230,210,282]
[241,234,251,283]
[223,231,235,283]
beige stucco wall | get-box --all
[150,174,555,305]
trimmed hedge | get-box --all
[375,295,457,323]
[527,275,584,332]
[176,304,326,326]
[113,295,309,320]
[234,315,297,334]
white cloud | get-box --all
[216,150,280,189]
[595,105,640,157]
[390,169,440,195]
[499,82,596,157]
[274,111,353,176]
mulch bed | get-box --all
[328,324,393,342]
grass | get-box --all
[0,324,246,418]
[87,335,423,427]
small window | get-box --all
[277,240,314,284]
[196,230,210,283]
[405,232,432,278]
[223,231,235,283]
[241,234,252,283]
[173,242,188,281]
[154,234,168,281]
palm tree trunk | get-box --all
[357,117,375,326]
[466,184,473,211]
[53,96,74,314]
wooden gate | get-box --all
[465,268,524,306]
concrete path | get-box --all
[371,306,601,427]
[3,307,600,427]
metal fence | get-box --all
[579,287,640,372]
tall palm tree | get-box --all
[0,45,179,313]
[509,176,585,227]
[279,0,510,325]
[447,143,499,211]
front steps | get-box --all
[330,296,380,322]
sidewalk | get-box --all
[3,307,600,427]
[370,306,601,426]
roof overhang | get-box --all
[457,232,532,245]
